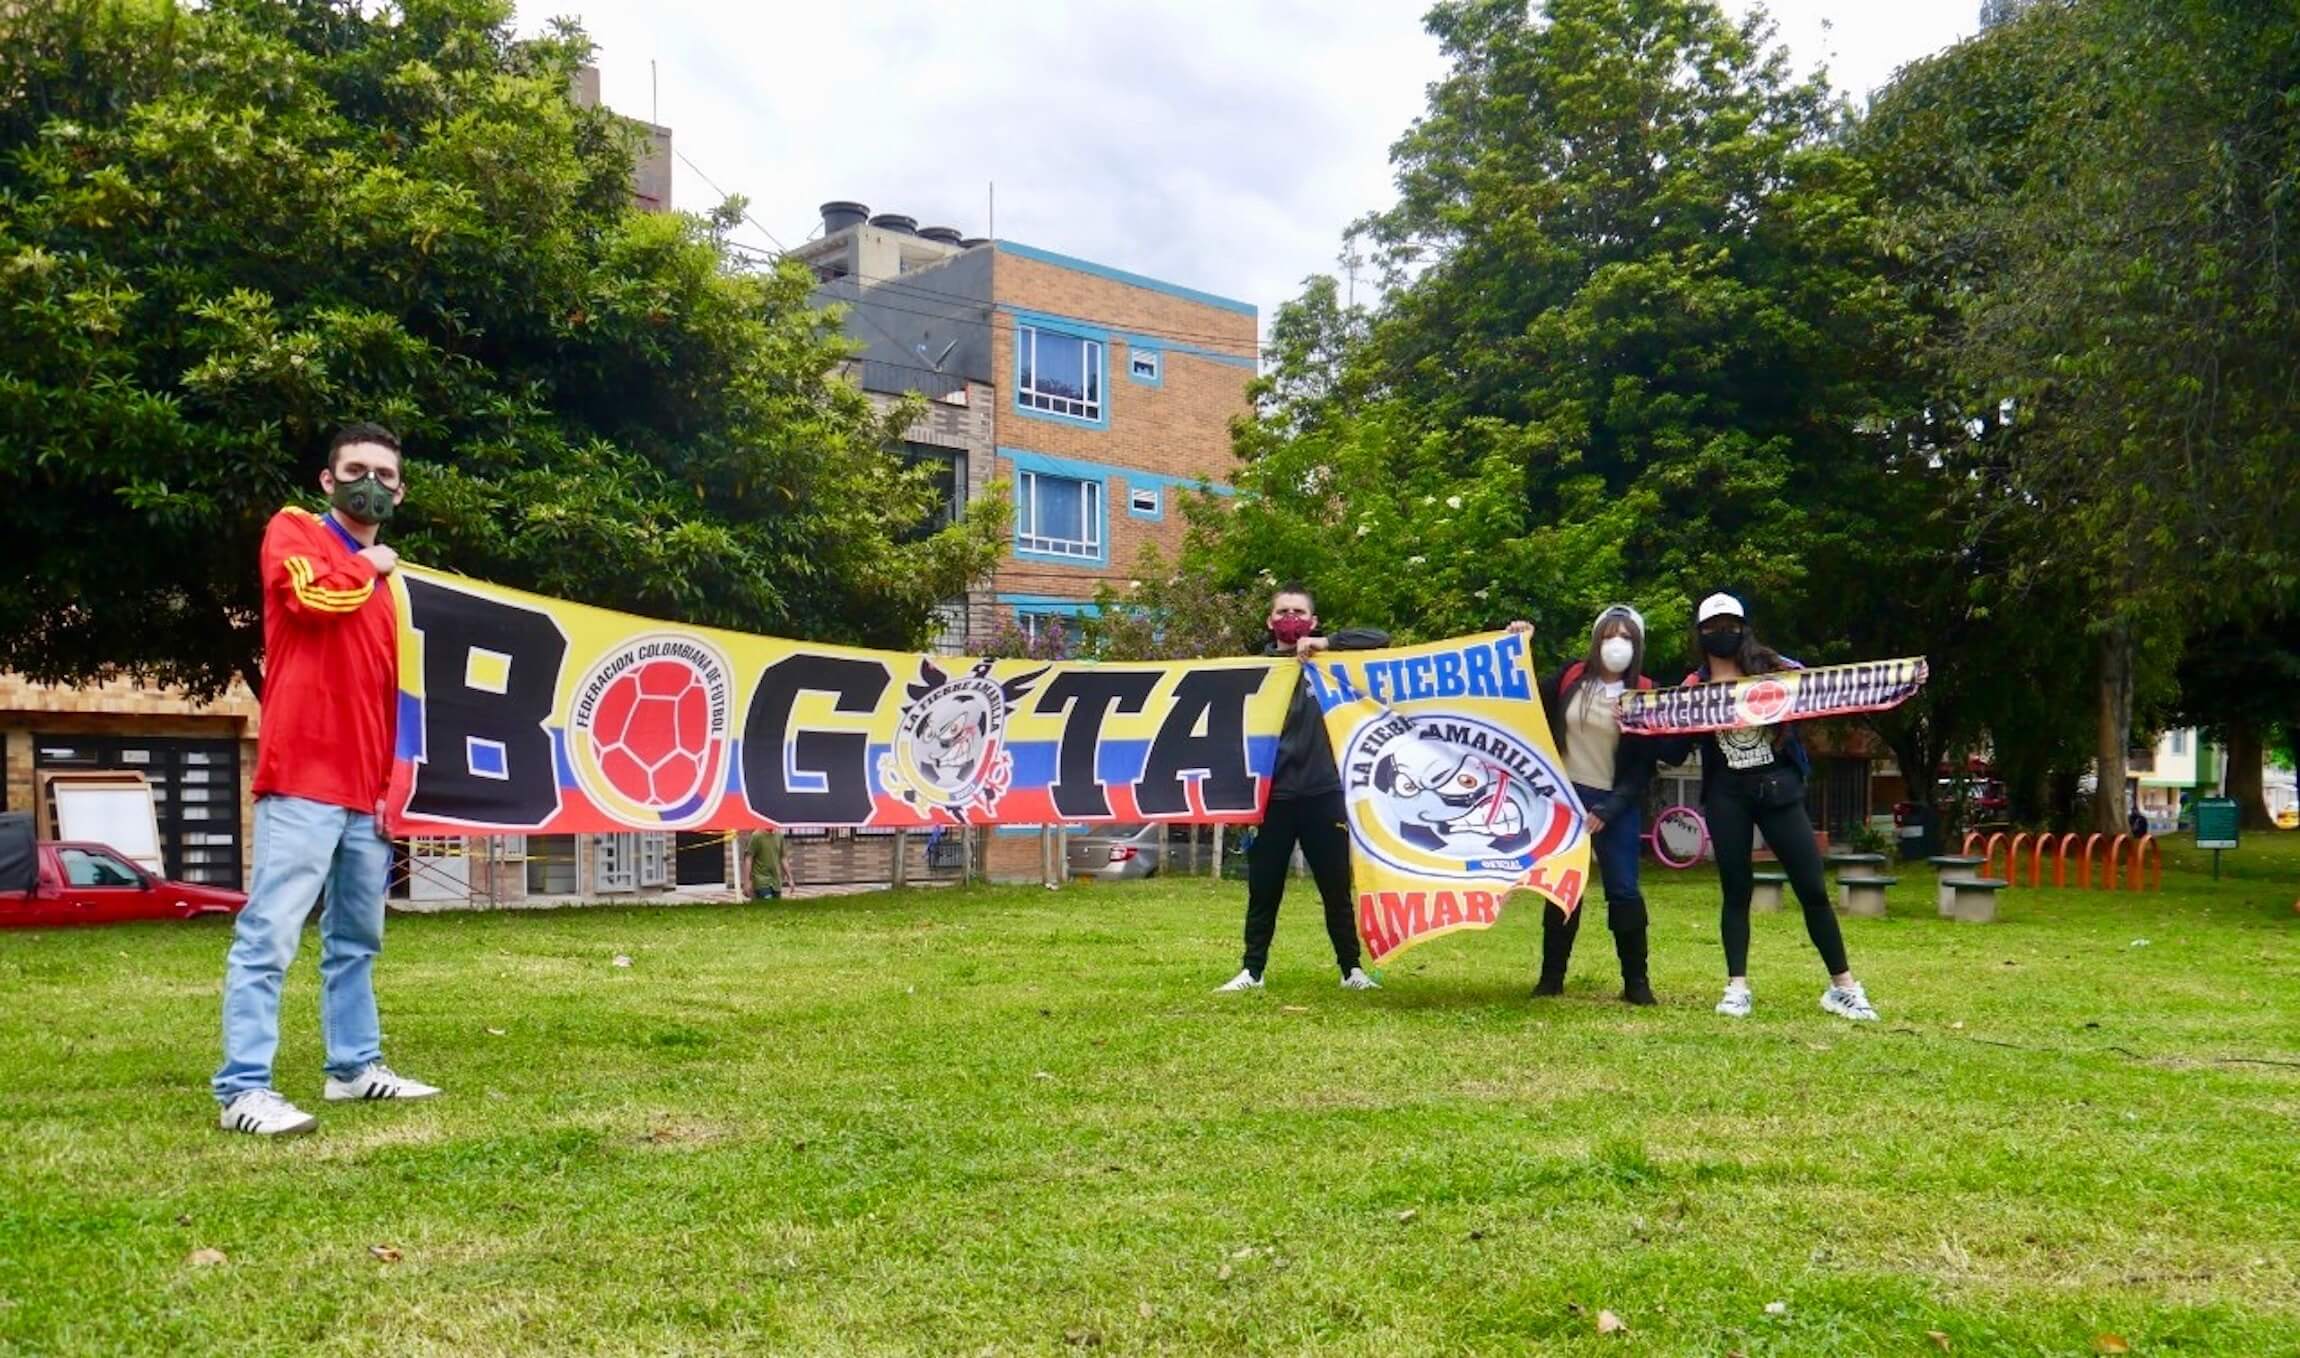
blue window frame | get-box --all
[1126,485,1162,520]
[1015,468,1105,561]
[1127,347,1162,386]
[1016,323,1103,422]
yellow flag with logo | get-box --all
[1308,632,1590,965]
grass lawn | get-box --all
[2,833,2295,1356]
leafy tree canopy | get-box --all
[0,0,1003,697]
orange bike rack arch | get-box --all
[1949,829,2160,892]
[2130,835,2162,891]
[1982,832,2011,884]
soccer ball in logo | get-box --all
[1739,677,1792,725]
[567,635,732,827]
[588,660,713,811]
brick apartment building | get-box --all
[796,203,1259,648]
[791,205,1259,881]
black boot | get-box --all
[1615,926,1655,1005]
[1533,904,1577,996]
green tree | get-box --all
[1865,0,2300,832]
[2170,603,2300,831]
[1180,0,1960,720]
[0,0,1002,698]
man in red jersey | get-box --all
[214,424,441,1135]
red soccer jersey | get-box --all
[252,506,398,813]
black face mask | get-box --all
[1699,628,1744,659]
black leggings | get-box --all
[1241,791,1360,977]
[1706,772,1849,978]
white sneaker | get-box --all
[1340,967,1380,990]
[324,1062,443,1102]
[1820,981,1879,1022]
[1715,981,1753,1018]
[219,1089,318,1136]
[1213,969,1265,993]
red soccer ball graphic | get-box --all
[585,660,715,810]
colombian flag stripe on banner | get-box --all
[1309,632,1589,965]
[383,566,1294,836]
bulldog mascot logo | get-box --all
[878,658,1045,821]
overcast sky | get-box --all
[517,1,1979,326]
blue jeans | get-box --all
[1539,785,1650,986]
[214,795,391,1102]
[1582,786,1645,920]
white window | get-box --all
[2171,730,2187,755]
[1017,325,1103,420]
[638,832,670,888]
[1130,350,1161,382]
[1022,611,1084,646]
[1129,486,1160,516]
[1016,469,1103,559]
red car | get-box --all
[0,841,246,928]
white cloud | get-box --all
[521,1,1976,330]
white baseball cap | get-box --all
[1696,592,1745,624]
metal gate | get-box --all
[1806,757,1873,840]
[32,734,243,888]
[786,828,967,887]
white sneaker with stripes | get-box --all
[219,1089,318,1136]
[1715,981,1753,1018]
[1340,967,1381,990]
[324,1063,442,1102]
[1820,981,1879,1022]
[1213,969,1265,993]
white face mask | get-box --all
[1598,636,1635,676]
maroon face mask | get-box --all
[1270,616,1316,647]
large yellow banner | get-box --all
[1309,632,1589,964]
[383,567,1296,835]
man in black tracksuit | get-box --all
[1216,584,1390,992]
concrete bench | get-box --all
[1940,876,2008,923]
[1838,874,1898,918]
[1928,855,1989,916]
[1823,852,1888,877]
[1750,871,1788,913]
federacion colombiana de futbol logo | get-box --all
[1342,711,1582,878]
[877,657,1046,822]
[566,634,733,827]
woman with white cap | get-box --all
[1506,606,1662,1004]
[1684,592,1878,1022]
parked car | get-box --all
[0,841,246,928]
[1062,823,1228,881]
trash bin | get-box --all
[1896,804,1938,861]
